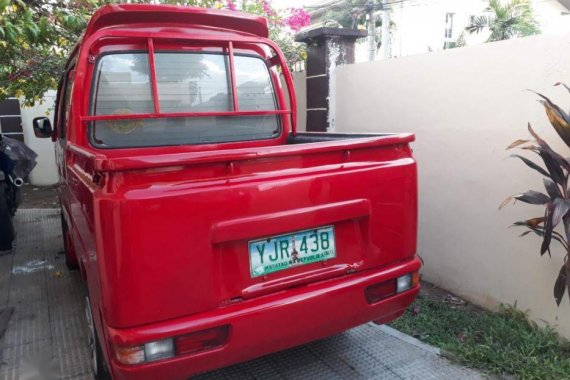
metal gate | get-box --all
[0,99,23,142]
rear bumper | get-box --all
[107,257,421,380]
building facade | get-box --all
[306,0,570,63]
[384,0,570,61]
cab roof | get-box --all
[83,4,270,39]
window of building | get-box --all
[445,12,455,39]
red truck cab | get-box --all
[32,4,420,379]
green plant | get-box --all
[501,83,570,307]
[390,295,570,379]
[466,0,540,42]
[0,0,309,106]
[318,0,394,53]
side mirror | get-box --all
[33,116,53,138]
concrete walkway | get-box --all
[0,209,487,380]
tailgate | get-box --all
[94,135,417,328]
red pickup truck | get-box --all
[32,4,420,380]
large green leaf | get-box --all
[541,207,554,255]
[543,178,561,199]
[534,92,570,148]
[510,154,550,178]
[514,190,551,205]
[528,124,570,171]
[515,224,568,250]
[512,217,545,227]
[506,139,530,149]
[552,198,570,227]
[539,150,566,186]
[555,82,570,94]
[554,264,567,306]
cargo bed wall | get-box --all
[287,132,392,144]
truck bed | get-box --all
[287,132,386,144]
[68,132,417,328]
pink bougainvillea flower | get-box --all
[283,8,311,32]
[261,0,277,17]
[226,0,236,10]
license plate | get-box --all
[249,226,336,278]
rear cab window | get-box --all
[90,50,280,148]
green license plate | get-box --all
[249,226,336,278]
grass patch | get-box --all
[389,293,570,380]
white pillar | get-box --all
[380,0,391,60]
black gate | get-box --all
[0,99,24,142]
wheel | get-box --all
[85,296,112,380]
[0,182,14,252]
[60,212,79,270]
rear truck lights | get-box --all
[114,325,230,365]
[175,325,230,356]
[115,338,174,365]
[365,279,396,304]
[145,338,175,362]
[365,271,420,304]
[396,274,413,293]
[115,345,147,365]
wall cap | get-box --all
[295,27,368,43]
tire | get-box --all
[61,212,79,270]
[85,296,112,380]
[0,182,14,252]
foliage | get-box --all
[391,294,570,379]
[321,0,374,29]
[319,0,388,52]
[466,0,540,42]
[0,0,310,106]
[456,31,467,48]
[443,32,466,50]
[501,83,570,308]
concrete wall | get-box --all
[20,91,58,186]
[292,71,307,132]
[335,33,570,338]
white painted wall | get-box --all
[534,0,570,35]
[335,33,570,338]
[20,91,58,186]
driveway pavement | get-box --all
[0,209,487,380]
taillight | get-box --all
[365,271,419,304]
[115,344,146,365]
[365,279,396,304]
[175,325,230,356]
[114,338,175,365]
[114,325,230,365]
[412,271,420,287]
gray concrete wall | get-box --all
[292,71,307,132]
[334,33,570,338]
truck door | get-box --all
[55,68,74,215]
